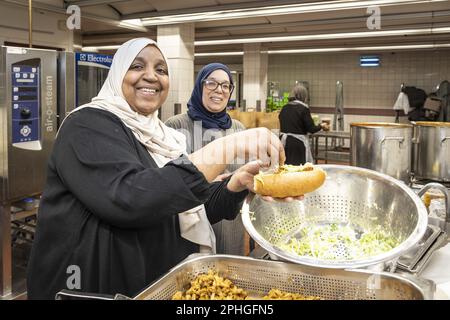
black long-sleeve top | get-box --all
[278,102,322,165]
[278,102,322,135]
[27,108,248,299]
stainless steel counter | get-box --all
[310,130,351,164]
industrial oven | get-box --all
[58,51,112,126]
[0,46,57,298]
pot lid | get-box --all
[413,121,450,128]
[350,122,412,128]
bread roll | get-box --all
[254,163,326,197]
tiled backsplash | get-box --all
[268,50,450,110]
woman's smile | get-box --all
[136,85,160,97]
[202,69,231,113]
[122,45,169,116]
[210,95,224,103]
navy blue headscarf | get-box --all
[187,63,233,129]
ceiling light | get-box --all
[267,44,450,53]
[119,19,144,28]
[194,43,450,57]
[140,0,445,26]
[195,52,244,57]
[195,27,450,46]
[84,42,450,54]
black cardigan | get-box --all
[27,108,247,299]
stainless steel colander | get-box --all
[241,165,429,269]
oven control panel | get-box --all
[11,58,40,145]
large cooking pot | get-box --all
[412,121,450,182]
[351,122,413,183]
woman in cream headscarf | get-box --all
[27,38,292,299]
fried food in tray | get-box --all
[171,270,321,300]
[262,288,321,300]
[172,270,248,300]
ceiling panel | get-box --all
[266,8,368,24]
[37,0,65,6]
[112,0,154,15]
[194,33,450,52]
[74,0,450,53]
[195,55,243,66]
[195,31,230,38]
[81,4,121,19]
[227,26,287,37]
[195,17,268,28]
[264,37,449,49]
[147,0,217,12]
[81,19,124,32]
[82,30,157,45]
[131,0,305,15]
[216,0,260,4]
[380,1,450,14]
[195,43,243,52]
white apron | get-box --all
[280,132,314,163]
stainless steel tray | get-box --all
[134,254,435,300]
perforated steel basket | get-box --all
[241,165,429,269]
[134,255,434,300]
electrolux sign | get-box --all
[75,52,113,68]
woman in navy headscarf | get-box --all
[166,63,247,255]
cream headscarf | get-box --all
[63,38,216,254]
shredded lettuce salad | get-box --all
[279,223,398,261]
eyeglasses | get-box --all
[202,79,234,93]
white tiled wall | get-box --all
[268,50,450,109]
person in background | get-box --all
[278,83,329,165]
[27,38,295,299]
[165,63,247,256]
